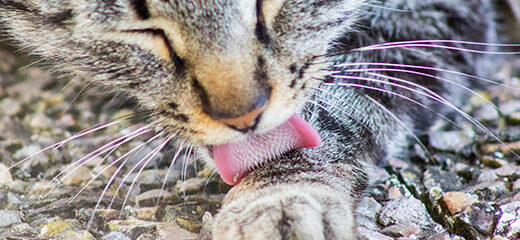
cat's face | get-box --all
[3,0,362,147]
[57,0,361,146]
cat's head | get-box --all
[2,0,363,182]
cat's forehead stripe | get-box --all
[130,0,151,20]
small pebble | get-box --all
[481,156,507,168]
[0,163,13,186]
[29,113,54,130]
[357,227,393,240]
[175,178,206,194]
[102,231,131,240]
[387,186,404,199]
[477,170,499,183]
[56,230,95,240]
[92,164,118,179]
[441,192,478,215]
[130,206,159,221]
[61,165,92,186]
[156,223,197,240]
[381,223,421,238]
[426,232,452,240]
[96,209,121,222]
[512,179,520,191]
[107,219,157,239]
[39,220,74,238]
[499,100,520,116]
[136,189,175,207]
[0,98,21,116]
[494,165,516,177]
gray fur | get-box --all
[0,0,497,239]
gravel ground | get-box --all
[1,39,520,240]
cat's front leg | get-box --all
[212,160,360,240]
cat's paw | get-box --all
[212,185,355,240]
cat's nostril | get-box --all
[218,104,265,133]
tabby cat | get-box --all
[0,0,501,239]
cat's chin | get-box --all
[210,114,322,185]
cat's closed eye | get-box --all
[120,29,174,62]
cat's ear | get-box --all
[0,0,74,60]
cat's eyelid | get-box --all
[118,17,187,54]
[121,28,186,73]
[110,28,175,63]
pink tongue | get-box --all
[212,114,321,185]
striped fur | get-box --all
[0,0,497,239]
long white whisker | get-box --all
[43,125,151,197]
[332,62,512,88]
[354,39,520,51]
[71,135,162,202]
[119,135,174,216]
[309,87,374,133]
[158,140,187,202]
[333,74,513,156]
[336,68,499,111]
[331,75,445,103]
[320,81,425,107]
[318,82,464,130]
[364,94,432,159]
[178,145,194,198]
[354,44,520,55]
[7,120,123,172]
[182,146,194,183]
[86,133,164,230]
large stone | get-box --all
[39,220,75,239]
[0,210,21,227]
[499,100,520,116]
[494,201,520,238]
[455,203,496,237]
[468,181,509,201]
[7,223,38,238]
[355,197,382,231]
[378,196,438,233]
[428,131,473,153]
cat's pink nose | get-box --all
[217,105,266,133]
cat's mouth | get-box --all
[211,114,321,185]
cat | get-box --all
[0,0,504,239]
